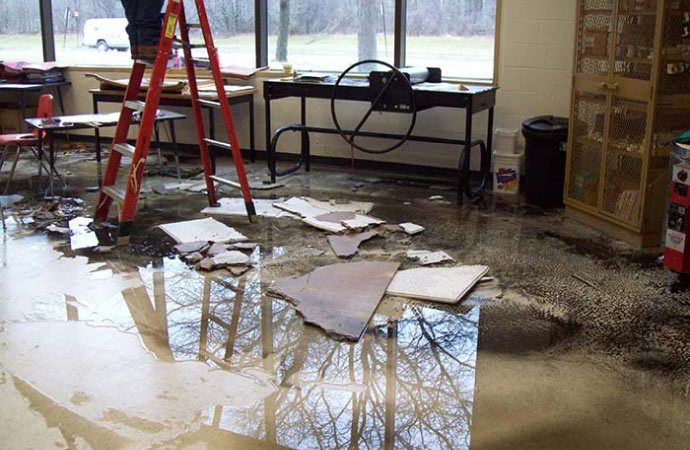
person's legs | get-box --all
[121,0,164,62]
[121,0,140,59]
[135,0,165,61]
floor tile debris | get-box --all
[269,261,400,340]
[387,265,490,303]
[159,217,247,244]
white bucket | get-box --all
[494,128,519,155]
[493,151,523,195]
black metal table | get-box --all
[0,81,71,132]
[26,109,186,197]
[90,87,257,172]
[263,78,497,198]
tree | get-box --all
[276,0,290,62]
[357,0,377,62]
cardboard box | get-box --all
[0,106,37,134]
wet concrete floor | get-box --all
[1,152,690,449]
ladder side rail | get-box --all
[178,3,219,206]
[192,0,254,208]
[94,63,147,221]
[119,0,183,222]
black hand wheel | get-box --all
[330,59,417,154]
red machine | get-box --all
[664,162,690,273]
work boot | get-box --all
[135,45,160,65]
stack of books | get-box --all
[0,62,66,84]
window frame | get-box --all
[39,0,500,84]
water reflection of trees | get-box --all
[132,256,479,449]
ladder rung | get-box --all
[198,99,221,109]
[204,138,232,150]
[124,100,146,112]
[186,23,203,29]
[112,143,135,157]
[102,184,127,203]
[210,175,241,189]
[173,38,205,49]
[188,58,211,66]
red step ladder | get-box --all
[95,0,256,245]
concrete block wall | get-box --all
[57,0,577,171]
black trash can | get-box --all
[522,116,569,208]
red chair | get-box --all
[0,94,59,194]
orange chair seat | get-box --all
[0,134,38,145]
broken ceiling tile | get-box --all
[386,265,490,304]
[273,197,328,218]
[46,224,69,234]
[406,250,455,266]
[174,241,210,255]
[274,197,375,219]
[207,242,233,257]
[184,252,205,263]
[327,230,379,258]
[68,217,99,250]
[400,222,425,235]
[341,214,385,230]
[202,197,294,219]
[306,198,374,215]
[0,194,23,207]
[232,242,259,251]
[268,261,400,341]
[302,216,347,234]
[314,211,357,224]
[159,217,247,244]
[428,195,445,201]
[212,251,250,266]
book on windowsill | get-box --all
[293,72,336,83]
[220,65,270,80]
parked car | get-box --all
[83,18,129,52]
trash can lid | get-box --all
[522,116,569,135]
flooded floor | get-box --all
[1,153,690,449]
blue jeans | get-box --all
[121,0,165,51]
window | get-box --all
[28,0,499,80]
[0,1,44,63]
[51,0,131,66]
[406,0,497,81]
[49,0,255,67]
[267,0,394,72]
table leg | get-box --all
[209,107,216,174]
[37,133,43,192]
[93,96,103,188]
[154,123,164,176]
[169,120,181,181]
[56,86,66,114]
[49,132,55,198]
[249,97,256,163]
[301,96,309,172]
[485,107,495,180]
[265,97,274,183]
[19,91,27,133]
[460,103,474,204]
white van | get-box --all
[83,18,129,52]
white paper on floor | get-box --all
[406,250,455,266]
[68,217,98,250]
[400,222,425,235]
[159,217,247,244]
[386,265,490,304]
[201,198,294,219]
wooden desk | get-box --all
[0,81,71,131]
[90,86,257,171]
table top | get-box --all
[25,108,185,131]
[265,77,497,95]
[90,85,257,100]
[0,81,71,90]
